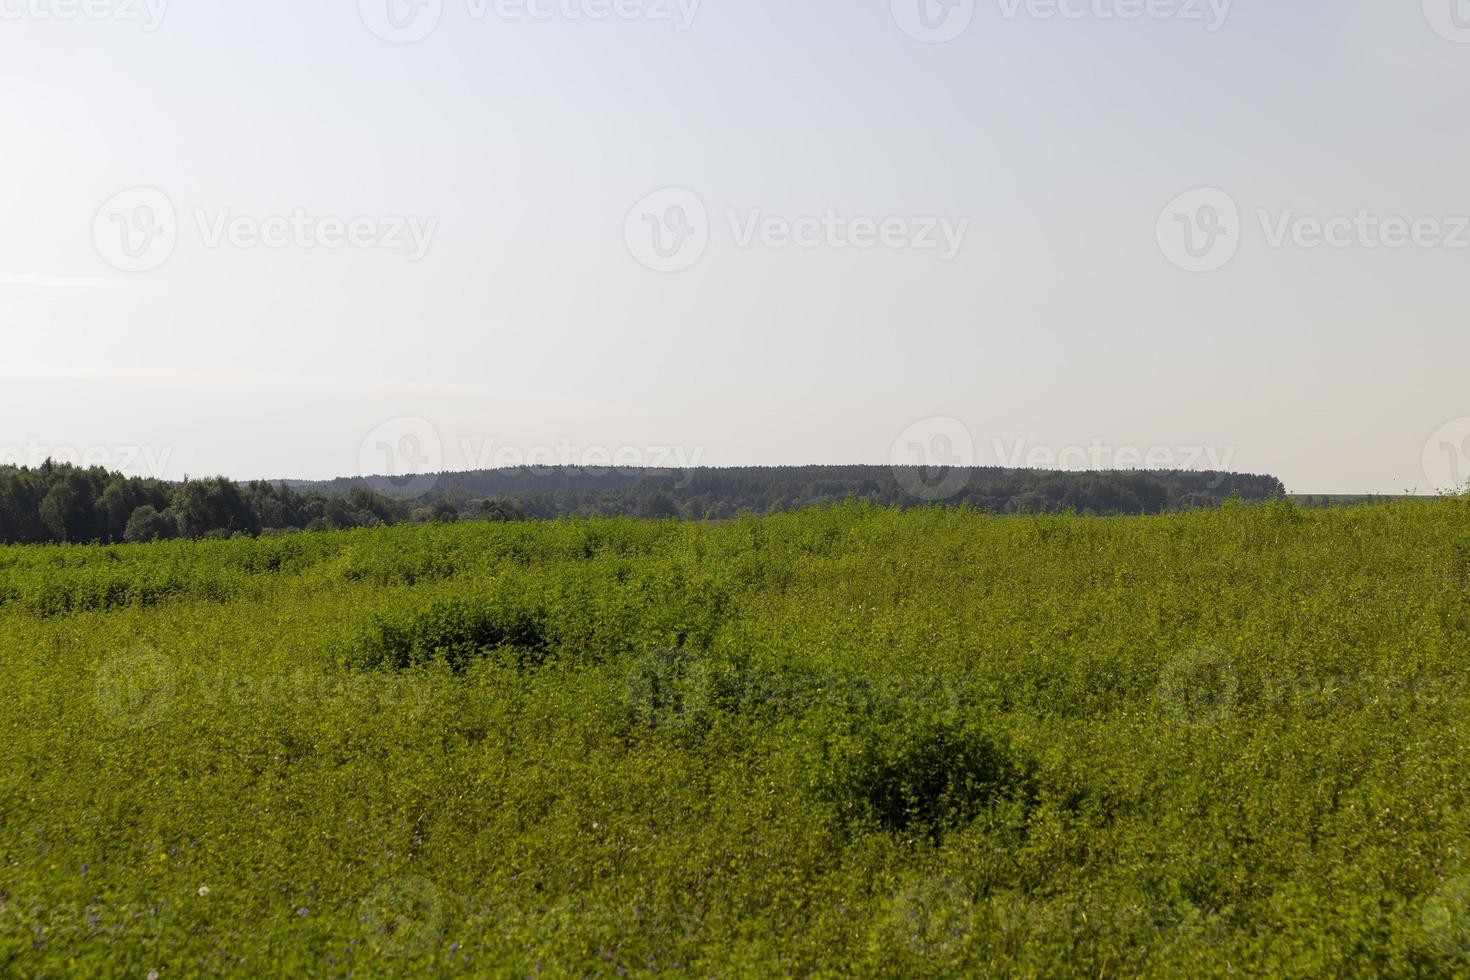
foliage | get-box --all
[301,464,1289,521]
[1,462,1288,546]
[3,499,1469,976]
[0,463,411,545]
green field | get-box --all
[5,499,1470,977]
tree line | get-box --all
[0,462,441,545]
[318,465,1288,523]
[0,461,1287,545]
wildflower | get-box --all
[198,886,209,897]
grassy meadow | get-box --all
[4,499,1470,977]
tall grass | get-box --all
[2,499,1470,976]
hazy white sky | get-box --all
[2,1,1469,493]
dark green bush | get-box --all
[350,594,551,672]
[811,708,1025,836]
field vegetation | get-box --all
[3,498,1470,976]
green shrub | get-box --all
[350,594,550,672]
[810,707,1026,836]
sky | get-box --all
[2,0,1469,494]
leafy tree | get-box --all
[38,482,82,542]
[479,498,528,522]
[170,478,261,540]
[123,505,178,543]
[638,491,680,519]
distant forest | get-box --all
[0,461,1285,545]
[0,463,422,546]
[307,465,1286,523]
